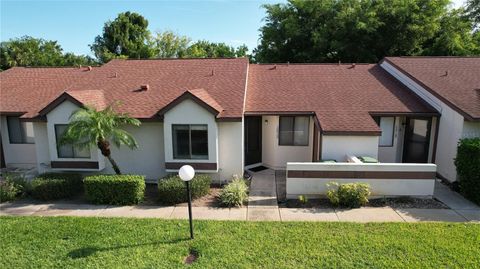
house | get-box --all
[1,57,478,185]
[380,57,480,182]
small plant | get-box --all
[83,174,145,205]
[158,174,211,204]
[298,195,308,205]
[218,175,249,207]
[0,173,30,202]
[31,173,83,200]
[327,182,370,208]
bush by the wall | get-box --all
[326,182,370,208]
[157,174,211,204]
[84,175,145,205]
[218,177,249,207]
[31,173,83,200]
[455,138,480,205]
[0,173,30,202]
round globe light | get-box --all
[179,165,195,182]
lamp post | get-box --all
[179,165,195,239]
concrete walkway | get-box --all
[1,178,478,223]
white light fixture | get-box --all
[179,165,195,182]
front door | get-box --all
[245,116,262,165]
[403,117,431,163]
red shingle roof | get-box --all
[246,64,437,134]
[63,58,248,120]
[384,57,480,121]
[0,67,92,118]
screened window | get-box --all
[55,125,90,158]
[7,116,34,144]
[279,116,309,146]
[172,125,208,159]
[373,117,395,147]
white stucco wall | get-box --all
[381,61,465,181]
[322,135,379,162]
[0,116,37,168]
[218,121,244,182]
[164,98,218,170]
[103,123,166,180]
[462,121,480,138]
[261,115,314,169]
[45,100,105,170]
[32,122,50,174]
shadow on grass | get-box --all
[68,237,189,259]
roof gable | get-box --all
[157,89,224,118]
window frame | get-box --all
[54,124,91,159]
[172,124,209,160]
[6,116,34,144]
[373,116,395,147]
[278,116,310,146]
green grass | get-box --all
[1,217,479,268]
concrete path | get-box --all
[1,178,478,223]
[247,169,281,221]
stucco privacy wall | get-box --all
[261,115,314,169]
[463,121,480,138]
[45,100,105,170]
[0,116,37,168]
[381,61,464,181]
[321,135,379,162]
[218,122,244,181]
[164,98,219,169]
[286,162,436,198]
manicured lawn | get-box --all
[1,217,479,268]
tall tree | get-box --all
[0,36,95,70]
[253,0,475,63]
[185,40,248,58]
[422,9,480,55]
[61,104,141,175]
[90,12,154,63]
[152,30,191,58]
[466,0,480,24]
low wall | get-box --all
[286,162,436,198]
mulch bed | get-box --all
[141,183,222,207]
[280,197,449,209]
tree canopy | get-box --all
[0,36,96,70]
[466,0,480,24]
[90,11,154,63]
[253,0,480,63]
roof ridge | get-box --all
[114,57,248,61]
[254,63,374,66]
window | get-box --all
[55,124,90,158]
[373,117,395,147]
[172,125,208,159]
[279,116,309,146]
[7,116,34,144]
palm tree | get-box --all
[60,103,141,175]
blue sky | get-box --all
[1,0,466,57]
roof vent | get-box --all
[140,84,149,91]
[87,66,93,71]
[269,65,277,70]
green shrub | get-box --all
[218,177,248,207]
[157,174,211,204]
[84,174,145,205]
[0,173,30,202]
[31,173,83,200]
[326,182,370,208]
[455,138,480,205]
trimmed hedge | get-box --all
[0,173,30,202]
[157,174,211,204]
[455,138,480,205]
[31,173,83,200]
[84,175,145,205]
